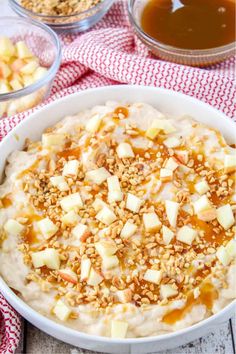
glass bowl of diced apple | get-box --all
[0,17,61,118]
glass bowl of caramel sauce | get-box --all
[128,0,235,67]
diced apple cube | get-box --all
[10,78,23,91]
[31,248,60,270]
[160,284,178,299]
[143,269,162,285]
[165,200,179,228]
[21,74,34,87]
[216,204,234,230]
[61,210,78,226]
[117,143,134,158]
[193,195,212,214]
[145,126,159,140]
[120,221,137,238]
[162,225,174,245]
[0,62,11,78]
[177,225,197,245]
[86,167,111,185]
[60,192,83,212]
[53,299,71,321]
[42,133,65,148]
[116,289,132,303]
[95,240,117,257]
[80,256,91,281]
[31,250,45,268]
[86,114,103,133]
[195,180,209,195]
[87,268,103,286]
[50,176,69,192]
[175,150,189,164]
[16,41,33,59]
[216,246,231,266]
[107,175,121,192]
[198,208,216,222]
[96,206,117,226]
[108,190,123,203]
[126,193,142,213]
[11,58,25,72]
[92,198,107,211]
[143,212,162,232]
[102,255,119,270]
[164,157,179,171]
[72,223,89,241]
[224,155,236,173]
[37,218,58,239]
[62,160,79,177]
[148,119,176,134]
[20,60,38,75]
[33,66,47,81]
[111,320,128,338]
[4,219,25,236]
[0,81,11,94]
[225,239,236,257]
[58,268,78,284]
[0,37,15,58]
[163,137,181,148]
[160,168,173,182]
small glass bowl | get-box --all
[9,0,115,33]
[0,17,61,119]
[128,0,236,67]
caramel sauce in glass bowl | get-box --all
[141,0,235,50]
[128,0,236,66]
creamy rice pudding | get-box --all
[0,102,235,338]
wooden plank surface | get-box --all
[16,316,235,354]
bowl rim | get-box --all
[127,0,236,56]
[9,0,114,20]
[0,16,61,102]
[0,85,235,345]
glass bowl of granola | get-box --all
[9,0,115,32]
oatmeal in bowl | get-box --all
[0,98,235,339]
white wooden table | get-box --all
[1,0,235,353]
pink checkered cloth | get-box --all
[0,0,235,352]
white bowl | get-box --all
[0,85,235,354]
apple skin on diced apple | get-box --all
[62,160,79,177]
[58,268,78,284]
